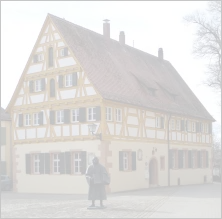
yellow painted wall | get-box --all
[1,121,12,177]
[15,140,101,194]
[107,140,212,193]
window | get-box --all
[156,117,161,128]
[192,151,196,168]
[72,109,79,122]
[60,47,68,57]
[201,123,204,133]
[123,152,129,171]
[35,80,42,92]
[171,119,175,130]
[187,120,191,132]
[25,114,31,126]
[50,79,55,97]
[33,54,43,63]
[160,157,165,170]
[115,108,122,122]
[33,113,39,125]
[176,119,181,131]
[106,107,112,121]
[183,151,186,168]
[73,152,81,174]
[33,154,40,174]
[200,151,204,168]
[192,122,196,132]
[205,123,209,133]
[56,110,64,124]
[53,153,60,174]
[48,47,53,67]
[65,74,72,87]
[88,107,96,121]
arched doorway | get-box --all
[149,158,158,185]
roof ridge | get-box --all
[48,13,160,61]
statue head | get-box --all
[92,156,99,165]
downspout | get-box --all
[167,113,171,186]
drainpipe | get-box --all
[167,113,171,186]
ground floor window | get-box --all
[73,152,81,174]
[53,153,60,174]
[33,154,40,174]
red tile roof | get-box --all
[50,14,214,121]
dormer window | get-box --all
[60,47,68,57]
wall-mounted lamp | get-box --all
[88,123,102,140]
[152,147,157,155]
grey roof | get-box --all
[1,107,11,121]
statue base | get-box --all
[87,206,107,210]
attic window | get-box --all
[33,54,43,63]
[60,47,68,57]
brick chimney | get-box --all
[158,48,163,60]
[103,19,110,39]
[119,31,125,45]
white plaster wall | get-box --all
[51,24,55,31]
[172,132,176,140]
[81,124,89,135]
[84,77,90,84]
[63,126,70,136]
[30,94,44,104]
[177,133,181,141]
[36,47,43,52]
[193,134,196,142]
[146,129,155,138]
[26,129,36,139]
[85,87,96,96]
[37,128,46,138]
[146,111,155,117]
[60,89,76,99]
[145,118,155,127]
[188,133,192,142]
[40,36,46,44]
[206,135,209,143]
[58,41,65,47]
[19,88,24,95]
[15,97,23,106]
[156,130,164,139]
[58,57,76,67]
[115,124,122,135]
[128,127,138,137]
[17,130,25,140]
[27,64,43,74]
[54,33,60,40]
[128,108,137,114]
[1,146,5,161]
[54,126,61,136]
[107,123,114,135]
[202,135,205,143]
[72,125,79,136]
[127,116,138,125]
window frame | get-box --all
[25,114,31,126]
[176,119,181,131]
[106,107,112,121]
[156,117,161,128]
[33,154,40,174]
[35,79,42,92]
[71,108,79,123]
[88,107,96,121]
[33,113,39,126]
[65,74,72,87]
[52,153,60,174]
[115,108,122,122]
[73,152,81,174]
[56,110,64,124]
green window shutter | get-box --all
[178,150,183,169]
[132,151,136,171]
[59,153,65,174]
[59,75,63,88]
[95,106,101,121]
[50,79,55,97]
[50,111,55,125]
[18,114,23,127]
[65,151,71,174]
[64,47,68,56]
[29,81,34,93]
[41,78,45,91]
[119,151,123,171]
[1,127,6,146]
[72,72,77,86]
[26,154,31,174]
[44,153,50,174]
[181,120,184,131]
[39,153,45,174]
[196,122,199,133]
[79,108,86,122]
[80,151,87,174]
[39,111,44,125]
[161,117,164,128]
[64,109,70,124]
[33,54,38,63]
[48,47,53,67]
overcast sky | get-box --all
[1,1,221,137]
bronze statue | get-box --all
[85,157,110,209]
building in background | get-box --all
[6,14,214,194]
[1,107,12,178]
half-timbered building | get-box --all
[6,14,214,194]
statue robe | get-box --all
[85,163,107,200]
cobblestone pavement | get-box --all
[1,183,221,218]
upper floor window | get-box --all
[115,108,122,122]
[53,153,60,174]
[106,107,112,121]
[187,120,191,132]
[48,47,53,67]
[65,74,72,87]
[171,119,175,130]
[60,47,68,57]
[56,110,64,124]
[33,113,39,125]
[33,154,40,174]
[72,109,79,122]
[192,122,196,132]
[176,119,181,131]
[50,78,55,97]
[35,80,42,92]
[25,114,31,126]
[156,116,164,129]
[33,54,43,63]
[73,152,81,174]
[205,123,209,133]
[88,107,96,121]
